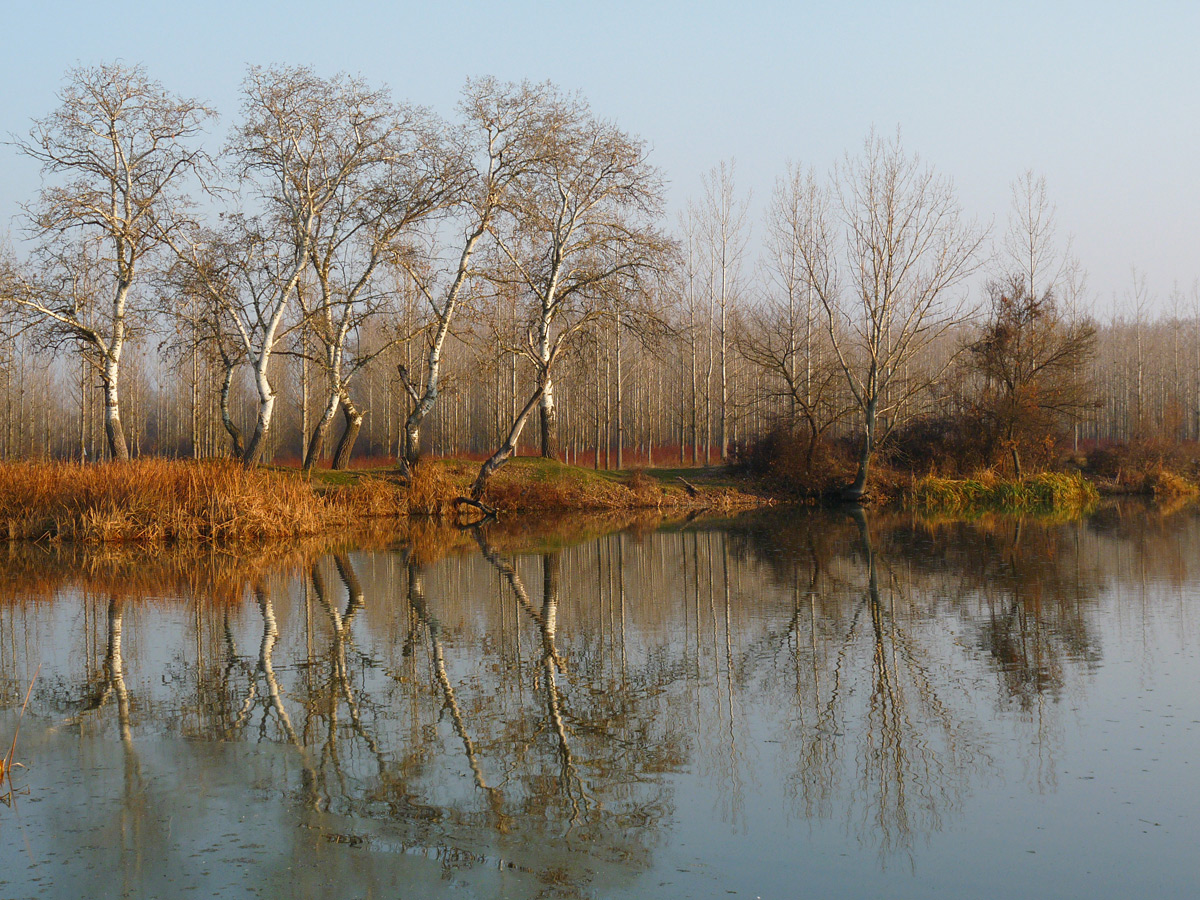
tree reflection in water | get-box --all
[2,505,1195,893]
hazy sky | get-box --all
[3,1,1198,314]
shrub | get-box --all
[738,426,854,496]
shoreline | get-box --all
[0,457,771,545]
[2,457,1195,546]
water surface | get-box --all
[1,506,1198,898]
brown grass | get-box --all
[1085,441,1200,497]
[0,459,408,543]
[476,458,767,513]
[405,462,459,517]
[0,457,768,546]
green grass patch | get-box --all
[911,472,1100,516]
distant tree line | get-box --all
[0,63,1191,493]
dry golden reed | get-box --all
[0,457,765,545]
[0,459,406,543]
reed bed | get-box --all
[911,471,1100,516]
[0,459,407,543]
[0,457,767,545]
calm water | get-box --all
[1,506,1198,899]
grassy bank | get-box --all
[0,458,413,542]
[453,458,765,513]
[0,457,768,544]
[910,471,1100,516]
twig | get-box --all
[452,496,498,523]
[2,664,40,791]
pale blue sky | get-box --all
[4,1,1198,312]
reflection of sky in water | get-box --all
[1,507,1199,899]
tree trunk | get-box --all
[845,398,876,502]
[401,411,422,475]
[219,362,245,459]
[242,362,274,469]
[397,325,445,477]
[615,316,624,470]
[300,327,309,463]
[101,356,130,462]
[539,375,557,459]
[332,394,363,471]
[398,357,438,477]
[472,387,545,500]
[303,391,339,474]
[190,337,199,458]
[720,298,728,462]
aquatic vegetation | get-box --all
[911,471,1100,515]
[1,665,38,801]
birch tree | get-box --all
[677,211,704,463]
[392,78,546,478]
[173,66,411,468]
[177,221,310,466]
[9,63,211,461]
[161,252,248,457]
[796,131,985,499]
[469,85,669,500]
[296,89,458,473]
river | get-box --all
[1,504,1197,898]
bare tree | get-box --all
[172,66,416,468]
[997,171,1093,454]
[1125,265,1152,434]
[741,163,852,469]
[694,161,749,462]
[469,85,670,500]
[795,131,985,499]
[1002,171,1069,301]
[676,211,705,464]
[392,78,546,478]
[160,253,248,457]
[8,63,212,461]
[295,83,459,473]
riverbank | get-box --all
[4,456,1197,545]
[0,458,769,543]
[906,466,1200,516]
[910,471,1101,516]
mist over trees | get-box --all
[0,62,1192,490]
